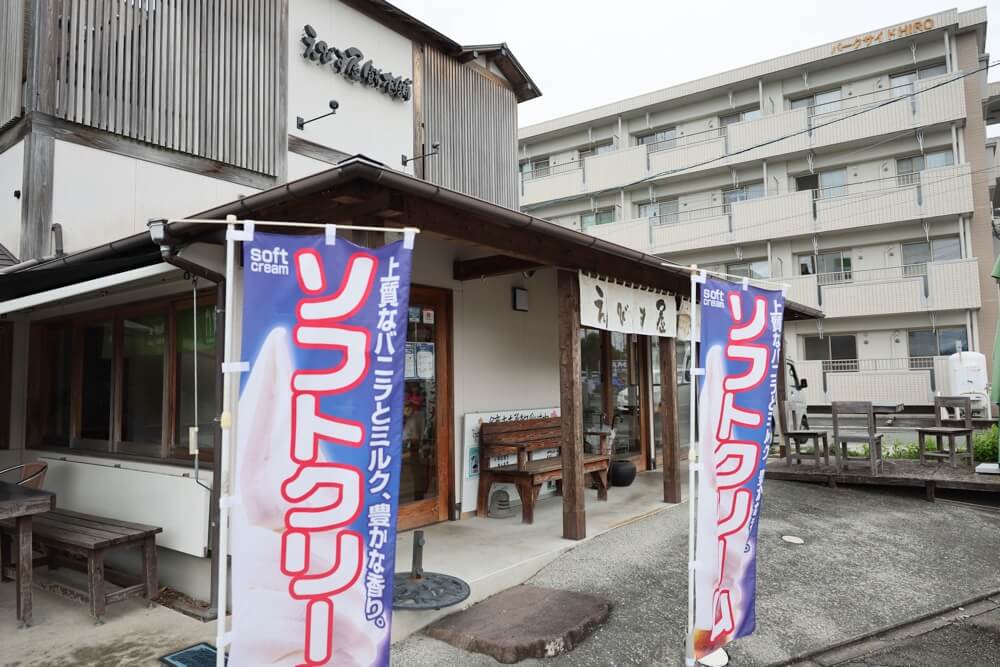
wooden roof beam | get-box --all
[453,254,543,281]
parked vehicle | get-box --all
[784,357,811,441]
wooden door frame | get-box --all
[600,332,650,470]
[0,323,11,450]
[396,284,453,531]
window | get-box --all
[637,127,677,152]
[720,106,761,127]
[727,260,770,280]
[804,334,858,370]
[818,168,847,199]
[896,149,954,185]
[908,327,968,359]
[790,89,842,114]
[638,199,679,224]
[579,142,614,159]
[176,304,219,451]
[890,62,948,97]
[799,250,852,282]
[722,182,764,211]
[520,158,550,180]
[31,324,73,447]
[797,169,847,198]
[581,208,615,230]
[29,293,219,461]
[902,237,962,275]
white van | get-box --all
[784,358,810,438]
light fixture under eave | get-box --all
[296,99,339,131]
[402,142,440,167]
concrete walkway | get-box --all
[392,481,1000,666]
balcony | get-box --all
[646,127,727,176]
[588,163,973,255]
[521,162,584,206]
[782,258,981,318]
[815,163,973,234]
[727,73,967,159]
[794,356,955,406]
[520,73,969,207]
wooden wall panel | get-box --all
[41,0,283,176]
[422,46,519,210]
[0,1,26,129]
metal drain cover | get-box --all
[393,572,471,610]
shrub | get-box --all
[974,425,998,464]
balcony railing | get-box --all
[521,160,582,182]
[644,126,725,154]
[821,356,934,373]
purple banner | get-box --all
[231,232,412,666]
[692,276,784,658]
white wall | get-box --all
[410,236,561,507]
[287,151,335,181]
[0,139,23,256]
[51,141,254,253]
[288,0,415,173]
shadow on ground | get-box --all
[391,480,1000,666]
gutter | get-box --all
[148,219,225,621]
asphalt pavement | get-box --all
[391,480,1000,666]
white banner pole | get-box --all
[215,219,240,667]
[685,268,702,666]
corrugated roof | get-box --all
[0,243,17,268]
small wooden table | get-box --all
[0,481,55,627]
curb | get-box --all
[768,587,1000,666]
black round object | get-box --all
[610,460,637,486]
[392,572,471,611]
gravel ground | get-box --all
[391,481,1000,666]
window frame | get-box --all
[579,141,614,160]
[581,207,616,230]
[638,198,679,224]
[28,290,218,463]
[907,326,968,358]
[726,259,771,280]
[636,127,677,152]
[719,106,761,127]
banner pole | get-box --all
[685,268,701,667]
[215,221,238,667]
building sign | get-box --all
[232,231,413,666]
[691,277,784,660]
[301,25,412,101]
[579,272,677,337]
[831,17,935,54]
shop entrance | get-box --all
[398,285,452,530]
[580,329,652,469]
[0,323,10,450]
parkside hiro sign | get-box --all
[692,276,784,659]
[231,232,413,666]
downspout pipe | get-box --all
[148,218,225,620]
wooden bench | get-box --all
[1,509,161,623]
[476,417,611,524]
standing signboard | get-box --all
[690,276,784,661]
[231,231,413,666]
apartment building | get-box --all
[518,7,1000,410]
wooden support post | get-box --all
[776,335,788,459]
[15,516,31,626]
[557,270,586,540]
[660,337,681,503]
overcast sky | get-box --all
[392,0,999,131]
